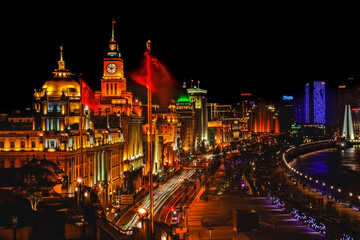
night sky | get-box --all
[2,5,360,112]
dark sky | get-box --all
[2,4,360,111]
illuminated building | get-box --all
[338,77,360,138]
[0,23,144,208]
[302,81,327,125]
[248,100,279,134]
[176,83,195,155]
[279,95,295,132]
[304,83,310,123]
[207,103,234,120]
[0,46,125,211]
[187,82,208,152]
[91,23,144,194]
[313,81,326,124]
[33,46,126,207]
[207,103,248,149]
[152,103,178,172]
[342,105,354,140]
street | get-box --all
[116,169,196,231]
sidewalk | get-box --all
[187,194,325,240]
[273,168,360,233]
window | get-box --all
[45,139,57,149]
[10,141,15,148]
[48,104,54,112]
[47,119,60,131]
[0,141,4,148]
[31,141,36,148]
[21,141,25,148]
[50,140,55,148]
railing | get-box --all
[95,212,134,236]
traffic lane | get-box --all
[117,169,196,230]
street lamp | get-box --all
[138,208,147,215]
[77,178,82,205]
[138,208,147,229]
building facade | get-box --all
[176,85,195,155]
[0,25,144,208]
[187,84,208,152]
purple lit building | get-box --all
[313,81,326,124]
[298,81,327,125]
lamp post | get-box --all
[138,208,147,228]
[77,178,82,206]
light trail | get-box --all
[120,169,196,231]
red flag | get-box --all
[81,80,99,109]
[128,51,176,106]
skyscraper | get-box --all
[187,82,208,152]
[302,81,327,125]
[176,83,195,154]
[313,81,326,124]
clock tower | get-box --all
[101,19,126,98]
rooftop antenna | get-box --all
[111,18,116,41]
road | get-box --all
[116,169,196,231]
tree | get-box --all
[15,157,59,211]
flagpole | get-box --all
[79,76,83,204]
[146,40,154,239]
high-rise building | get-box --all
[248,100,279,134]
[187,82,208,152]
[279,95,295,133]
[338,77,360,138]
[301,81,327,125]
[92,22,144,194]
[176,84,195,155]
[313,81,326,124]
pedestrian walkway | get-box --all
[274,168,360,233]
[187,193,325,240]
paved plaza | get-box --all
[187,191,325,240]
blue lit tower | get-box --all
[313,81,326,124]
[303,81,327,124]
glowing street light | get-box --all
[137,208,147,230]
[138,208,147,216]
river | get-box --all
[289,146,360,198]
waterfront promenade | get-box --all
[186,166,325,240]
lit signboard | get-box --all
[282,95,294,101]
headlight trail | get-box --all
[121,169,196,231]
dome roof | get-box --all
[42,79,80,97]
[41,46,81,97]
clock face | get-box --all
[106,63,117,74]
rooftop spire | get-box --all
[146,40,151,53]
[58,46,65,71]
[60,46,63,61]
[111,18,116,41]
[107,19,121,57]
